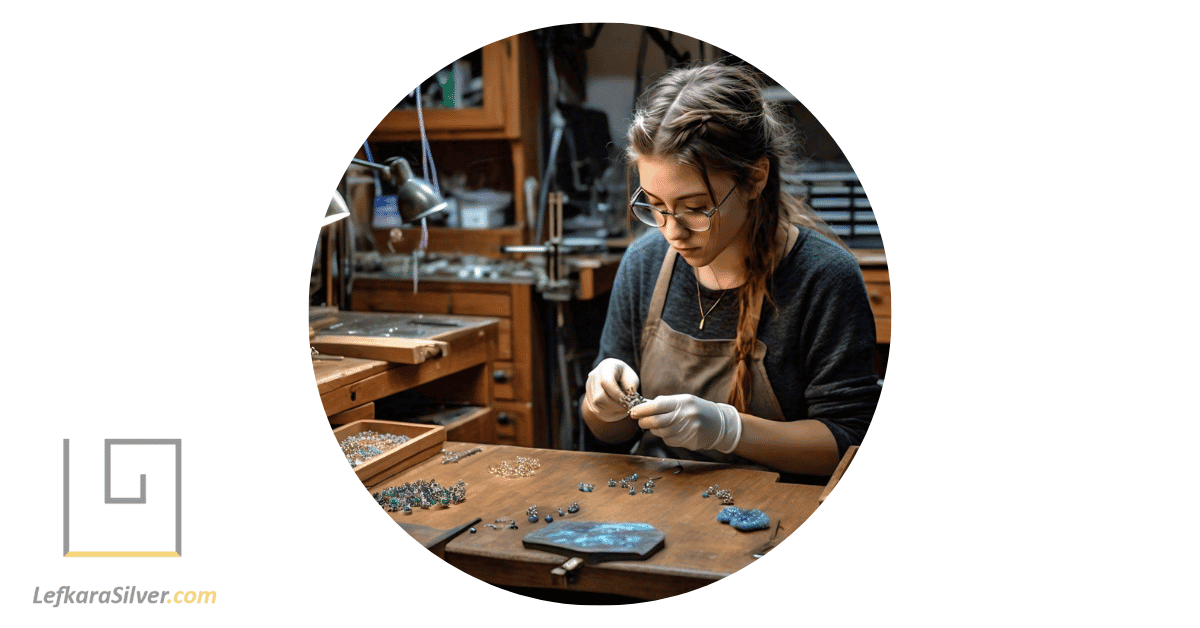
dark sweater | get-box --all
[594,226,880,458]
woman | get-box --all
[581,63,880,479]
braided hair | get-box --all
[626,63,843,412]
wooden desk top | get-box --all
[376,442,824,600]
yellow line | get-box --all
[65,552,180,558]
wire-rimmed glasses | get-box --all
[628,184,737,232]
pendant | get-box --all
[699,316,706,331]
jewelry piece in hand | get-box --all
[621,392,647,410]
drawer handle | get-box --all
[493,369,512,383]
[497,412,512,425]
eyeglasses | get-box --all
[628,184,738,232]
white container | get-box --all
[455,188,511,229]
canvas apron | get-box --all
[635,236,793,463]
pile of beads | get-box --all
[701,484,734,504]
[373,478,467,513]
[578,482,596,492]
[527,505,539,523]
[341,431,411,468]
[716,506,770,531]
[488,456,541,478]
[441,446,483,464]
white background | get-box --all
[3,1,1198,626]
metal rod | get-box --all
[350,158,389,172]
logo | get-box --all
[62,439,182,557]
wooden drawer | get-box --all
[492,400,534,447]
[861,268,890,344]
[496,318,513,360]
[450,292,511,317]
[864,280,890,319]
[443,406,498,445]
[875,317,891,345]
[328,402,374,427]
[491,361,531,401]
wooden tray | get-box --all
[332,420,446,486]
[310,336,448,364]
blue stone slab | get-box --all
[522,521,666,563]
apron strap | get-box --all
[646,246,677,321]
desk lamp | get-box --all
[349,156,448,223]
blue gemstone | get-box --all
[716,507,740,523]
[529,515,539,523]
[545,515,553,522]
[730,509,770,531]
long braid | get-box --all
[729,159,782,411]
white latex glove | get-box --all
[630,394,742,453]
[583,358,641,423]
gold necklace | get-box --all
[695,267,727,331]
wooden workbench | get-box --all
[373,442,827,600]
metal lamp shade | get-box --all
[390,157,448,224]
[323,191,352,226]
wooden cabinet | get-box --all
[345,34,547,446]
[351,277,547,448]
[369,35,538,142]
[853,250,890,345]
[366,33,541,241]
[862,267,891,344]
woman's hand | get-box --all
[630,394,742,453]
[583,358,641,423]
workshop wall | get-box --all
[582,24,713,151]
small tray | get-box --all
[332,420,445,486]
